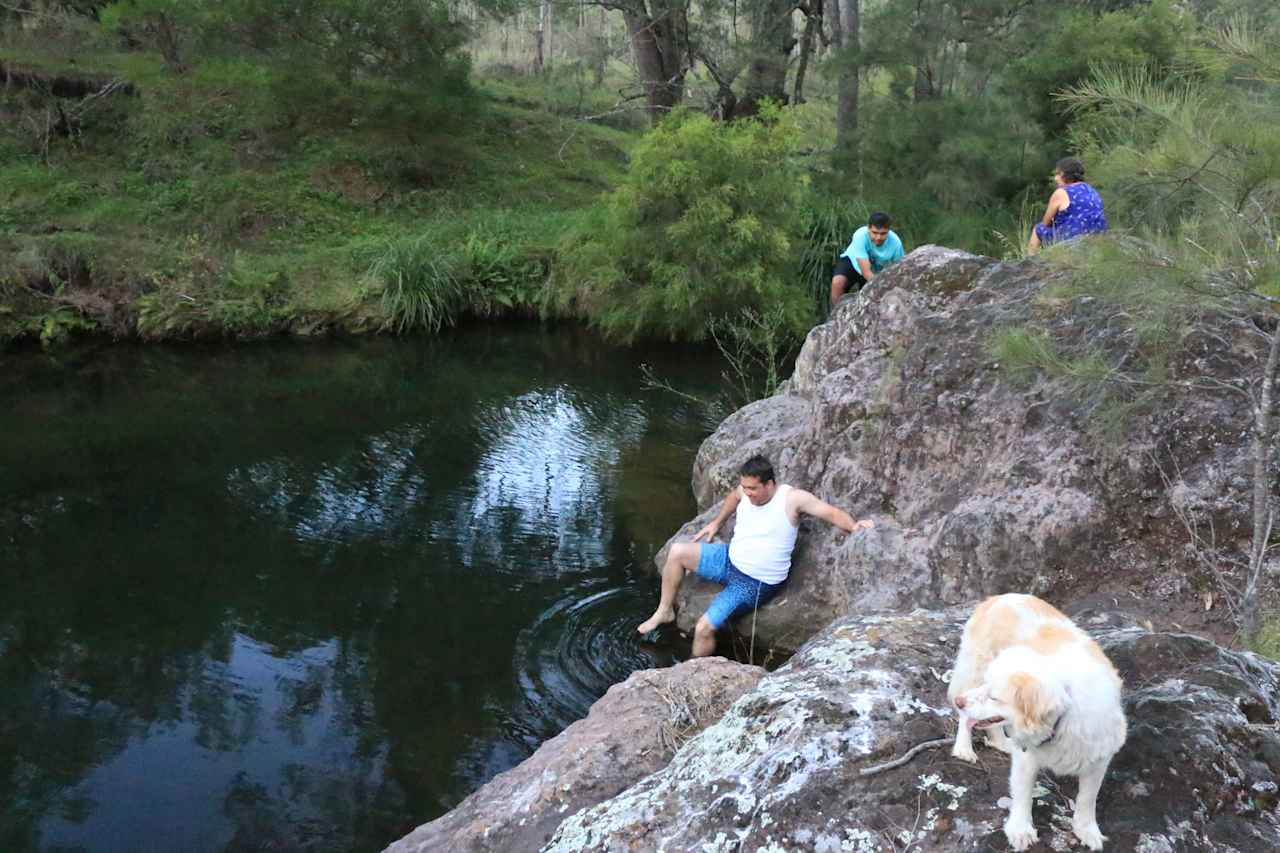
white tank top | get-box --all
[728,484,798,585]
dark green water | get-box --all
[0,326,723,853]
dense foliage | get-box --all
[558,106,810,342]
[99,0,475,127]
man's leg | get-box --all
[691,567,780,658]
[692,614,717,657]
[637,542,701,633]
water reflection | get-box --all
[0,328,716,853]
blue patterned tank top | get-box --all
[1044,182,1108,242]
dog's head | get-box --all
[954,669,1067,750]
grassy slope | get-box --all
[0,40,636,345]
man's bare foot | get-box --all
[637,608,676,634]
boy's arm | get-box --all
[849,231,875,280]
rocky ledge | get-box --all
[662,246,1266,652]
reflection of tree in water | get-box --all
[0,329,715,852]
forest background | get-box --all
[0,0,1274,354]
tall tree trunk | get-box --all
[793,0,822,105]
[832,0,859,150]
[913,63,935,100]
[541,0,553,72]
[1243,324,1280,638]
[736,0,797,117]
[532,26,545,74]
[622,2,688,122]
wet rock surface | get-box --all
[545,609,1280,852]
[383,657,764,853]
[660,246,1263,651]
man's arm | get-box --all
[788,488,873,534]
[693,487,742,541]
[856,256,875,281]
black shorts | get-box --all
[832,256,868,289]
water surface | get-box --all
[0,326,722,853]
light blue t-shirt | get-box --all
[841,226,905,273]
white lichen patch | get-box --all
[701,831,735,853]
[1134,835,1177,853]
[1134,820,1203,853]
[834,827,885,852]
[1125,781,1152,799]
[951,816,996,840]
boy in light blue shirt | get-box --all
[831,211,905,306]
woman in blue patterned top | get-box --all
[1027,157,1109,255]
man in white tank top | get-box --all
[637,455,873,657]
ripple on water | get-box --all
[510,573,679,745]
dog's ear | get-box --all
[1008,672,1059,728]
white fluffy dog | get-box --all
[948,594,1127,851]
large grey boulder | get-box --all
[383,657,764,853]
[660,246,1263,651]
[546,608,1280,852]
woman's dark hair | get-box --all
[739,454,775,484]
[868,211,892,228]
[1055,157,1086,183]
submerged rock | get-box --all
[660,246,1262,651]
[383,657,763,853]
[545,609,1280,852]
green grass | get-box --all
[0,33,637,345]
[1249,613,1280,660]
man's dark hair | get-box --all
[739,454,775,484]
[868,211,892,229]
[1055,157,1086,183]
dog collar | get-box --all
[1031,711,1066,750]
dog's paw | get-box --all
[951,742,978,763]
[1072,819,1105,850]
[1003,818,1038,851]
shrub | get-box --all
[454,225,551,317]
[557,105,813,342]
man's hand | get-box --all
[692,521,721,542]
[853,519,874,532]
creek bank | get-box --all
[661,246,1263,653]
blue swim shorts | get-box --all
[696,542,784,630]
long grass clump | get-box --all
[362,236,465,334]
